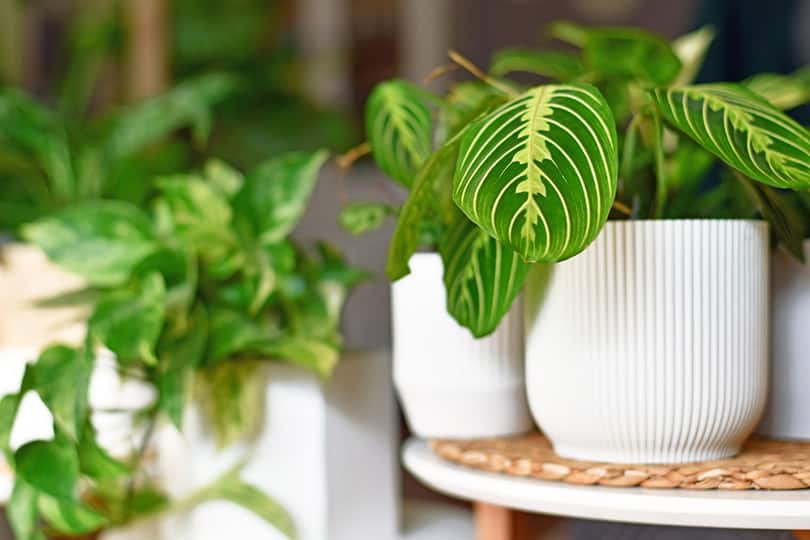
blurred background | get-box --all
[1,0,809,538]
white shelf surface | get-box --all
[403,438,810,530]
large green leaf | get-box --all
[440,216,530,337]
[365,80,433,187]
[651,84,810,190]
[0,393,21,449]
[234,150,329,244]
[38,494,107,535]
[14,438,79,499]
[453,84,618,262]
[549,22,681,85]
[21,201,157,286]
[489,48,585,81]
[30,346,91,440]
[255,336,340,378]
[338,201,396,235]
[89,272,166,363]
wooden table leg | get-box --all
[475,502,514,540]
[793,532,810,540]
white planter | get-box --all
[759,240,810,440]
[158,351,398,540]
[525,220,769,463]
[392,253,532,439]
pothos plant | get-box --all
[2,150,363,539]
[341,21,810,338]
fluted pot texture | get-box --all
[526,220,769,464]
[392,253,532,439]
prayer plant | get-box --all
[2,151,363,539]
[341,21,810,338]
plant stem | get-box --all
[448,50,518,97]
[125,414,157,515]
[621,115,641,183]
[652,108,667,218]
[336,142,370,169]
[612,200,632,216]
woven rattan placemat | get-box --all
[432,433,810,490]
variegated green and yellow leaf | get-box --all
[651,84,810,190]
[453,83,618,263]
[365,80,432,187]
[440,215,529,338]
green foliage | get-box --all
[12,152,360,539]
[339,201,397,235]
[352,19,810,337]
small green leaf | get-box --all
[744,67,810,110]
[0,393,21,449]
[78,422,130,479]
[205,158,244,197]
[90,272,166,363]
[440,215,530,337]
[157,307,208,428]
[197,361,265,447]
[183,464,295,539]
[207,309,274,363]
[30,346,91,440]
[8,480,39,540]
[38,494,107,535]
[256,336,340,378]
[490,48,585,81]
[365,80,433,187]
[453,84,618,262]
[21,201,157,286]
[234,150,329,244]
[14,438,79,499]
[339,201,396,235]
[651,84,810,190]
[157,174,235,258]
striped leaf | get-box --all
[453,84,618,263]
[651,84,810,190]
[440,215,529,338]
[489,48,585,81]
[365,80,432,187]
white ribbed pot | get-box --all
[759,241,810,440]
[392,253,532,439]
[526,220,769,464]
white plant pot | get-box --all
[158,351,398,540]
[759,240,810,440]
[525,220,769,464]
[392,253,532,439]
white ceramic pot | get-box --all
[526,220,769,463]
[759,240,810,440]
[392,253,532,439]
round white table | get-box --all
[403,438,810,539]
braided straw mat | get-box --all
[431,433,810,490]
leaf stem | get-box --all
[652,108,668,218]
[448,50,518,97]
[612,200,632,216]
[336,142,370,170]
